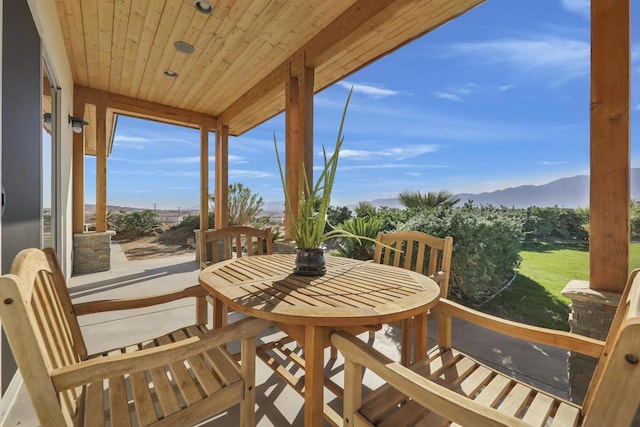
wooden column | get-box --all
[72,119,85,233]
[95,101,107,232]
[284,54,314,239]
[589,0,630,292]
[215,123,229,229]
[200,118,211,267]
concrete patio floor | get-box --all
[2,243,571,426]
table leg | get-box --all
[413,312,428,362]
[304,325,325,427]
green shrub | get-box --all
[403,205,523,302]
[521,206,588,242]
[374,207,410,232]
[335,216,384,260]
[325,205,353,232]
[631,201,640,240]
[115,210,162,237]
[178,213,215,231]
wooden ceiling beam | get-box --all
[222,0,483,134]
[74,85,219,130]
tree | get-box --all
[325,205,353,232]
[114,210,161,236]
[210,182,264,226]
[398,190,460,209]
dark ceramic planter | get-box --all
[293,248,326,276]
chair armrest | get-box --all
[51,317,270,391]
[73,285,208,315]
[331,331,529,427]
[436,298,605,358]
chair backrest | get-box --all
[201,226,273,268]
[581,269,640,426]
[373,230,453,297]
[0,248,87,426]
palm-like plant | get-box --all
[335,216,384,260]
[398,190,460,209]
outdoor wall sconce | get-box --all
[43,112,52,132]
[68,115,89,133]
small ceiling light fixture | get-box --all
[174,41,195,54]
[194,0,214,15]
[43,112,52,132]
[164,69,178,77]
[68,115,89,134]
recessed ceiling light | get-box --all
[195,0,214,15]
[174,41,195,54]
[164,70,178,77]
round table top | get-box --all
[198,254,440,327]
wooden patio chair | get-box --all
[201,226,273,328]
[332,269,640,426]
[201,226,273,268]
[373,230,453,365]
[0,247,269,427]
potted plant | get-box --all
[274,89,369,275]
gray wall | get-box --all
[1,0,41,394]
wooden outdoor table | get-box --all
[198,254,440,427]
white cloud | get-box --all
[338,81,401,98]
[561,0,590,19]
[433,91,462,102]
[229,169,272,179]
[113,135,149,143]
[334,144,438,161]
[341,163,447,171]
[535,160,568,166]
[499,84,516,91]
[151,155,244,164]
[403,172,422,177]
[450,36,590,85]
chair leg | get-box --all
[240,337,257,427]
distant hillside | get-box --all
[368,168,640,209]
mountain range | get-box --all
[346,168,640,210]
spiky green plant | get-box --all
[274,89,372,249]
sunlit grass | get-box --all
[480,243,640,331]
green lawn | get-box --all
[480,242,640,331]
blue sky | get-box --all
[85,0,640,211]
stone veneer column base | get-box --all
[561,280,621,404]
[73,231,115,275]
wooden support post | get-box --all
[72,122,85,233]
[200,118,211,268]
[284,54,314,239]
[589,0,630,292]
[215,124,229,229]
[95,100,107,232]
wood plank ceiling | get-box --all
[55,0,484,153]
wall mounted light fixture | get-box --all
[43,112,52,132]
[68,115,89,133]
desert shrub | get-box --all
[178,213,215,231]
[403,205,523,303]
[115,210,162,237]
[521,206,588,242]
[335,216,384,260]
